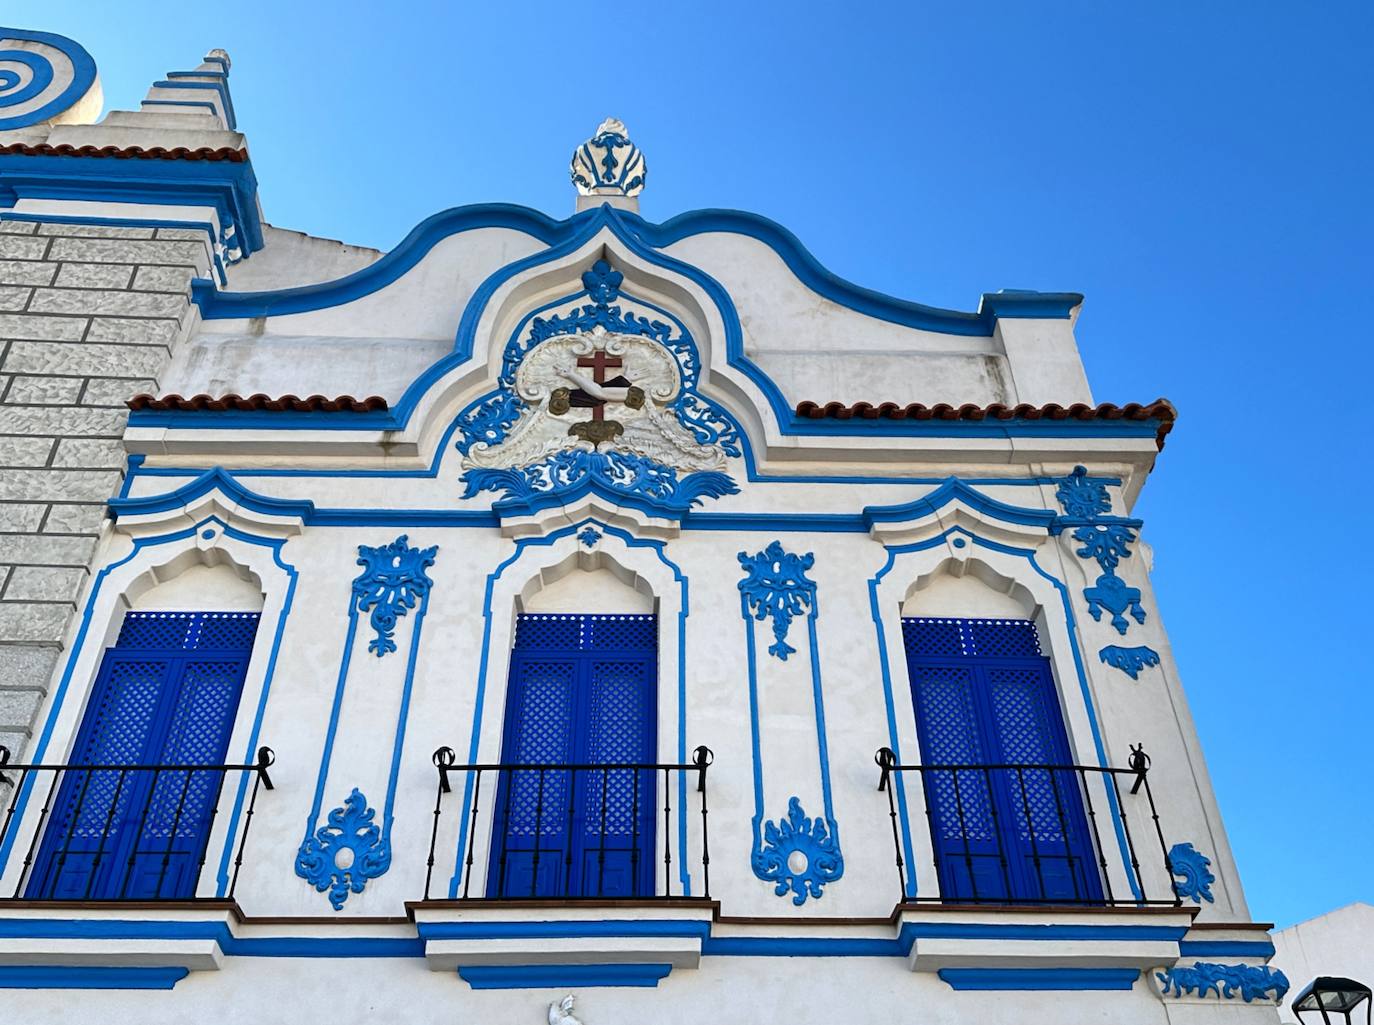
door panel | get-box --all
[27,612,257,900]
[903,617,1103,904]
[488,614,657,899]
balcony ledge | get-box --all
[0,900,237,988]
[897,904,1197,985]
[407,899,718,990]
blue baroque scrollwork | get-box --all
[454,257,741,463]
[1099,644,1160,679]
[1156,963,1289,1003]
[754,797,844,906]
[461,449,738,513]
[1056,465,1112,519]
[1073,524,1148,636]
[353,535,439,656]
[738,541,817,661]
[1169,842,1216,903]
[294,788,391,910]
[1073,523,1137,573]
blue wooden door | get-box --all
[488,614,657,899]
[902,617,1103,904]
[26,612,258,900]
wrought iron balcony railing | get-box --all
[0,745,274,902]
[423,746,713,902]
[874,746,1180,908]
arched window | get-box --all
[26,610,260,900]
[487,613,658,898]
[902,615,1103,904]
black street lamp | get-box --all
[1293,977,1372,1025]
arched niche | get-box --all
[517,549,656,616]
[900,556,1042,627]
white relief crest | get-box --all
[462,326,728,474]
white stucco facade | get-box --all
[0,27,1294,1024]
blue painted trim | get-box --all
[937,968,1141,991]
[150,78,235,129]
[862,477,1057,530]
[901,922,1187,942]
[0,152,263,254]
[0,28,98,131]
[448,518,693,897]
[457,963,672,989]
[165,203,1122,448]
[0,516,297,889]
[0,212,227,283]
[1178,940,1276,958]
[109,466,315,521]
[141,99,218,115]
[294,535,437,908]
[214,522,298,895]
[418,920,709,940]
[704,935,904,956]
[0,966,188,990]
[190,203,568,318]
[866,526,1143,901]
[189,203,1076,336]
[124,460,1117,489]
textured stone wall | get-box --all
[0,218,210,760]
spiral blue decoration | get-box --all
[0,28,98,131]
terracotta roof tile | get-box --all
[128,393,388,413]
[794,399,1177,449]
[0,143,247,162]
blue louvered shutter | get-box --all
[903,617,1102,903]
[489,614,657,898]
[28,612,258,900]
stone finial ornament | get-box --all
[570,117,646,196]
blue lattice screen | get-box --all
[27,610,259,900]
[490,613,658,899]
[902,616,1102,903]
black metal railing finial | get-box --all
[873,753,1180,909]
[1,751,277,902]
[422,751,714,902]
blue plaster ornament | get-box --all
[738,541,817,661]
[1072,523,1137,574]
[577,526,602,547]
[1056,465,1112,519]
[1083,573,1147,635]
[1169,842,1216,903]
[294,788,391,910]
[1156,963,1289,1003]
[753,796,843,906]
[461,449,738,515]
[352,535,438,656]
[1099,644,1161,679]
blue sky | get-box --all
[18,1,1371,928]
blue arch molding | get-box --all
[0,28,98,131]
[0,152,263,255]
[0,514,298,894]
[109,465,1113,535]
[132,203,1137,444]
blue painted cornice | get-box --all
[108,467,315,521]
[187,202,1078,335]
[0,152,263,254]
[861,477,1058,530]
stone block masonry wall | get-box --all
[0,217,212,760]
